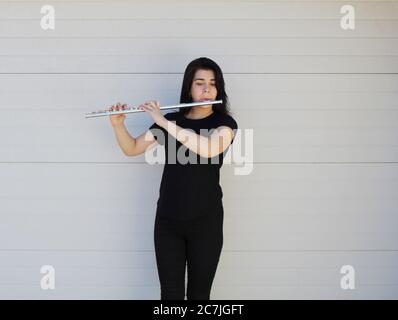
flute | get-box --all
[85,100,223,118]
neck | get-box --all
[185,106,214,119]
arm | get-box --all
[159,120,235,158]
[138,100,235,158]
[112,123,158,157]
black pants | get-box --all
[154,210,223,300]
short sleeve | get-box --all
[221,115,238,130]
[148,112,177,146]
[218,115,238,143]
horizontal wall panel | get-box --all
[1,38,397,56]
[1,250,397,299]
[2,250,398,269]
[1,2,397,19]
[2,212,397,234]
[0,267,159,286]
[2,74,398,109]
[1,108,397,162]
[1,55,397,73]
[0,74,397,162]
[1,250,398,298]
[1,284,398,299]
[211,284,398,299]
[3,74,398,106]
[0,265,397,287]
[0,285,159,300]
[1,20,397,38]
[0,266,397,298]
[1,163,397,250]
[0,267,298,286]
[298,267,398,286]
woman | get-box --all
[109,57,238,300]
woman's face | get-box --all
[190,69,218,107]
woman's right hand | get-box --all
[109,102,127,127]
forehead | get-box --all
[193,69,216,81]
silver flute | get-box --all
[85,100,223,118]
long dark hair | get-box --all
[178,57,232,116]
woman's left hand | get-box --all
[139,100,167,128]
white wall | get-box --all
[0,0,397,299]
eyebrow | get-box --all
[194,78,216,81]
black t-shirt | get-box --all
[149,111,238,220]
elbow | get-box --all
[200,153,212,159]
[203,144,222,158]
[124,143,139,157]
[206,151,222,159]
[200,150,219,159]
[124,150,137,157]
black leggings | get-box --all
[154,210,223,300]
